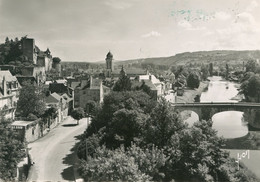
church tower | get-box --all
[105,51,114,77]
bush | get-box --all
[27,113,38,121]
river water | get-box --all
[186,76,248,139]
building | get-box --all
[104,51,147,79]
[105,51,114,77]
[139,74,164,96]
[48,82,74,113]
[16,66,46,85]
[0,70,20,119]
[21,38,37,64]
[36,48,53,72]
[74,77,104,108]
[46,92,71,123]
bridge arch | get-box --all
[172,102,260,128]
[178,110,199,123]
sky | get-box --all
[0,0,260,62]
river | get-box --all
[186,76,248,139]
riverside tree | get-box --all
[209,63,214,76]
[187,72,200,89]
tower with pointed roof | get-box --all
[105,51,114,77]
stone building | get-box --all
[0,70,20,119]
[105,51,114,77]
[74,77,104,108]
[21,38,37,64]
[36,48,53,72]
[104,51,147,79]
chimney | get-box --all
[149,74,152,81]
[2,76,7,96]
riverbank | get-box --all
[225,130,260,150]
[176,81,209,103]
[177,81,209,121]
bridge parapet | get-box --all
[172,102,260,128]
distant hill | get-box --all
[115,50,260,66]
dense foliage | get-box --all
[16,82,46,118]
[76,91,258,181]
[240,60,260,102]
[187,72,200,89]
[113,70,132,91]
[71,107,85,125]
[0,117,26,181]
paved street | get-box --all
[27,116,88,182]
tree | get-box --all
[172,120,229,181]
[71,107,85,125]
[226,63,229,80]
[137,81,153,97]
[209,63,213,76]
[145,99,187,148]
[78,144,168,182]
[5,37,9,44]
[187,72,200,89]
[42,107,58,128]
[201,64,209,80]
[52,57,61,64]
[107,108,148,148]
[0,117,26,181]
[16,82,46,118]
[84,91,156,141]
[78,145,152,182]
[245,60,257,73]
[85,100,97,117]
[76,91,258,181]
[113,67,132,91]
[240,73,260,102]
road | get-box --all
[27,116,88,182]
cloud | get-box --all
[177,20,206,31]
[141,31,161,38]
[213,10,260,50]
[215,11,231,21]
[246,0,258,12]
[177,20,192,29]
[104,0,133,10]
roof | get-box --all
[106,51,113,58]
[46,92,61,104]
[71,81,80,89]
[139,74,161,85]
[45,81,53,85]
[55,79,67,84]
[62,93,72,102]
[11,120,34,127]
[51,92,62,100]
[90,78,102,89]
[0,70,17,82]
[143,80,157,90]
[49,83,68,94]
[112,68,146,76]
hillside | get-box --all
[115,50,260,66]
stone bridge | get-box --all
[172,102,260,128]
